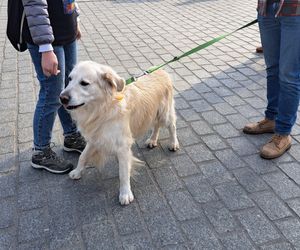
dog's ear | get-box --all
[102,72,125,92]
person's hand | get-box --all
[76,23,82,40]
[41,51,60,77]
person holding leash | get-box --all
[22,0,85,174]
[244,0,300,159]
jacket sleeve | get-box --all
[21,0,54,46]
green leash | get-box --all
[125,19,258,85]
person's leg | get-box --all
[243,3,280,135]
[259,3,281,120]
[57,40,86,153]
[28,44,65,149]
[28,43,73,173]
[275,15,300,135]
[57,40,77,135]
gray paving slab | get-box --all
[1,0,300,249]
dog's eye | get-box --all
[68,76,72,82]
[80,81,90,86]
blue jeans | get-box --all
[28,41,77,150]
[259,3,300,135]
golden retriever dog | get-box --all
[59,61,179,205]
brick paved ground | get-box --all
[1,0,300,249]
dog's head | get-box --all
[60,61,125,111]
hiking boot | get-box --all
[31,146,73,174]
[64,132,86,153]
[243,118,275,134]
[260,134,292,159]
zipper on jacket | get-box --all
[18,10,25,51]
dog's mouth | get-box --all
[66,103,85,110]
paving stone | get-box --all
[185,144,215,163]
[233,167,269,193]
[202,110,227,125]
[178,109,201,122]
[76,192,107,225]
[289,144,300,161]
[287,198,300,218]
[202,134,228,150]
[199,160,235,185]
[0,174,16,198]
[226,137,258,156]
[144,210,184,247]
[50,230,84,250]
[262,172,300,200]
[180,89,201,101]
[190,120,214,135]
[181,218,222,250]
[82,220,117,250]
[183,175,219,203]
[0,153,16,173]
[0,197,15,229]
[135,185,168,213]
[0,228,16,250]
[215,149,247,170]
[259,242,293,250]
[18,240,49,250]
[152,167,183,193]
[243,155,277,174]
[17,180,47,211]
[174,97,190,110]
[219,232,255,250]
[251,192,292,220]
[226,113,250,130]
[112,204,144,235]
[18,209,49,243]
[203,201,239,234]
[275,218,300,247]
[190,99,213,112]
[0,122,15,138]
[177,127,201,146]
[214,102,237,115]
[202,92,224,104]
[213,123,240,139]
[170,154,200,177]
[0,136,14,155]
[122,233,154,250]
[278,162,300,185]
[236,208,281,244]
[166,190,201,221]
[215,182,255,210]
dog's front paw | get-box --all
[168,141,180,152]
[146,138,158,149]
[69,169,82,179]
[119,189,134,205]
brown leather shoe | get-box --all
[256,46,263,53]
[243,118,275,134]
[260,134,292,159]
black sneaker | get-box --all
[63,132,86,153]
[31,147,73,174]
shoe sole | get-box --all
[243,129,274,135]
[260,144,292,160]
[63,146,82,154]
[31,162,72,174]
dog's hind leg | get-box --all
[117,147,134,205]
[145,122,160,149]
[69,143,94,179]
[167,101,179,151]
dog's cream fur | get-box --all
[60,61,179,205]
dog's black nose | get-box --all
[60,94,70,105]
